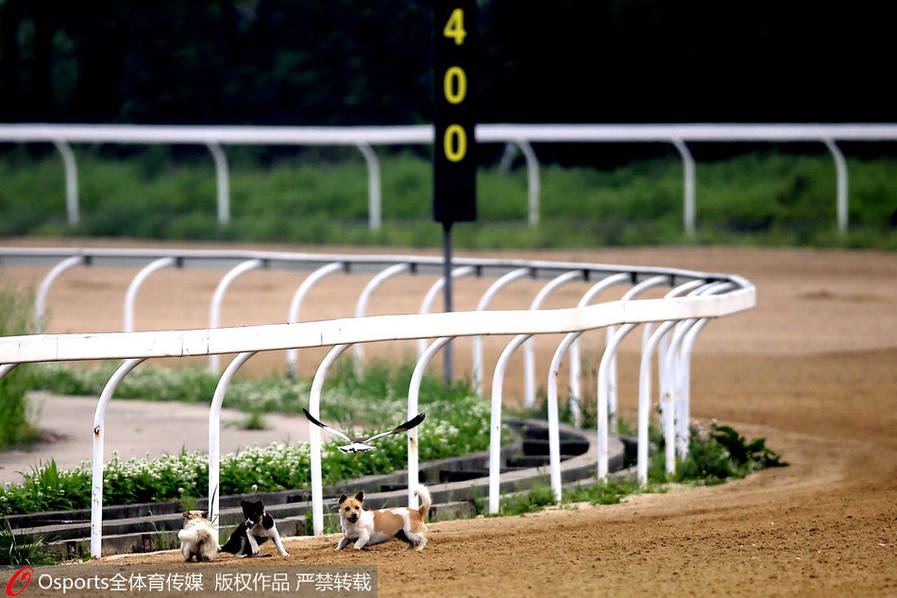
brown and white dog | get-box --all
[178,510,218,562]
[336,486,430,551]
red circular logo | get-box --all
[5,567,32,597]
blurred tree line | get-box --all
[2,0,895,165]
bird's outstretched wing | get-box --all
[361,412,426,443]
[302,408,354,444]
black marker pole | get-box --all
[433,0,476,385]
[442,221,453,383]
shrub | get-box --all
[0,282,40,449]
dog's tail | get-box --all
[178,526,214,546]
[415,485,431,519]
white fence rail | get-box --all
[0,248,755,557]
[4,123,896,232]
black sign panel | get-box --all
[433,0,477,224]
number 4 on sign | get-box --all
[443,8,466,45]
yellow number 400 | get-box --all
[443,8,466,45]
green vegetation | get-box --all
[0,361,498,516]
[26,358,473,424]
[480,420,786,518]
[658,422,787,484]
[1,149,895,250]
[0,520,57,567]
[0,284,41,450]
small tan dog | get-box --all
[178,510,218,562]
[336,486,430,551]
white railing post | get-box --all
[286,262,344,377]
[676,284,738,459]
[663,282,733,460]
[35,255,85,332]
[123,257,177,332]
[593,275,668,479]
[489,334,531,514]
[356,143,381,231]
[524,270,583,408]
[0,363,18,382]
[208,350,255,528]
[823,138,848,233]
[417,266,475,357]
[407,337,452,508]
[91,357,145,558]
[567,273,630,425]
[635,280,705,483]
[672,138,696,235]
[353,263,411,372]
[308,344,351,535]
[52,140,79,226]
[471,267,530,395]
[516,140,540,227]
[208,259,264,373]
[638,321,677,483]
[206,142,230,225]
[497,142,518,173]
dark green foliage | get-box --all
[0,520,57,567]
[0,283,41,449]
[2,152,897,249]
[566,478,648,505]
[0,360,500,516]
[654,423,788,485]
[493,482,557,517]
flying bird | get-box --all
[302,409,426,454]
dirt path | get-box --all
[2,238,896,596]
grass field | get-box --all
[1,148,896,249]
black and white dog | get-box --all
[219,499,290,557]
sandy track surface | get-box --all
[2,238,896,597]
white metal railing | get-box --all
[0,248,755,556]
[5,245,750,409]
[4,123,895,232]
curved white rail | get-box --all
[353,263,411,370]
[208,350,256,526]
[416,266,476,357]
[407,337,452,509]
[524,270,584,408]
[206,142,230,225]
[4,122,885,232]
[51,140,79,226]
[0,247,756,557]
[356,143,381,231]
[594,275,669,479]
[566,273,632,424]
[208,259,265,373]
[91,357,145,558]
[489,334,532,513]
[0,290,754,365]
[548,273,632,428]
[34,255,85,333]
[635,280,705,484]
[123,257,177,333]
[471,267,530,394]
[0,363,18,382]
[286,262,344,376]
[307,343,351,535]
[662,282,733,459]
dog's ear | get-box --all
[182,511,190,519]
[338,494,348,504]
[240,500,249,507]
[201,511,208,519]
[354,490,364,502]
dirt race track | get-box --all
[2,238,896,597]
